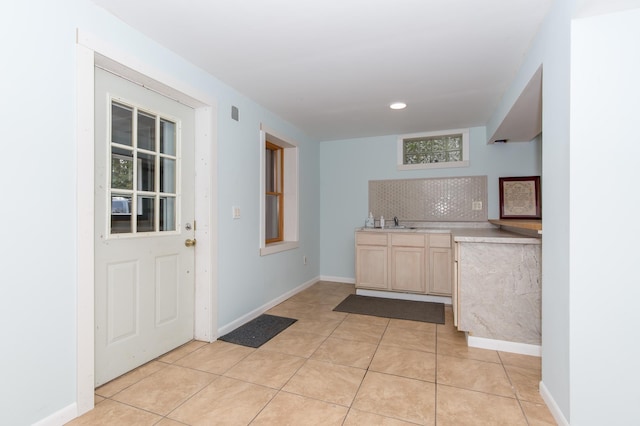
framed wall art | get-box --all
[499,176,541,219]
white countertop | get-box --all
[357,222,541,244]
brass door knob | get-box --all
[184,239,196,247]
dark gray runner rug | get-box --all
[219,314,297,348]
[334,294,445,324]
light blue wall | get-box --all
[319,128,541,280]
[0,1,319,424]
[537,4,573,422]
[0,2,83,423]
[215,95,321,326]
[485,1,640,423]
[488,0,573,421]
[571,7,640,424]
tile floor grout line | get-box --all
[436,381,520,400]
[171,343,257,377]
[95,340,206,400]
[498,351,535,426]
[246,385,281,425]
[161,372,222,424]
[435,322,440,426]
[277,332,331,390]
[99,396,173,421]
[340,316,386,425]
[94,360,171,400]
[243,307,343,423]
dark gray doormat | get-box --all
[219,314,297,348]
[334,294,445,324]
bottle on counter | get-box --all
[365,212,374,228]
[380,216,385,229]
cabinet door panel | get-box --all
[429,248,452,295]
[390,247,425,293]
[356,246,388,289]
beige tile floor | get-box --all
[69,281,556,425]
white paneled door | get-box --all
[94,67,196,386]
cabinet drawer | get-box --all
[356,232,388,246]
[429,234,451,248]
[391,233,425,247]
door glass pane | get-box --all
[110,195,132,234]
[265,148,275,192]
[160,119,176,155]
[108,100,181,236]
[137,153,155,192]
[265,194,280,240]
[160,196,176,231]
[111,147,133,190]
[160,158,176,193]
[137,111,156,151]
[137,196,155,232]
[112,103,132,146]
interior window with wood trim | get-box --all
[259,125,299,256]
[265,141,283,243]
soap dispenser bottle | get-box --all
[380,216,385,229]
[366,212,374,228]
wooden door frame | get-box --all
[75,29,218,417]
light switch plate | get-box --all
[232,206,241,219]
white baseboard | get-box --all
[540,380,570,426]
[466,334,542,357]
[32,403,77,426]
[319,275,355,284]
[356,288,452,305]
[217,276,320,336]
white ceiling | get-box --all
[92,0,553,142]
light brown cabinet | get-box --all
[355,231,452,296]
[428,234,452,295]
[355,232,388,290]
[390,234,426,293]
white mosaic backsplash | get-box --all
[369,176,487,222]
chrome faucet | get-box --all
[393,216,399,227]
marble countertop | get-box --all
[357,227,450,234]
[357,222,541,244]
[451,227,541,244]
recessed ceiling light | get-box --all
[390,102,407,110]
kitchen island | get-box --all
[355,222,542,355]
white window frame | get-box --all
[397,128,470,170]
[259,124,299,256]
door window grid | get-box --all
[265,141,283,244]
[109,100,179,236]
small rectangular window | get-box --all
[259,125,299,256]
[265,141,283,243]
[397,128,469,170]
